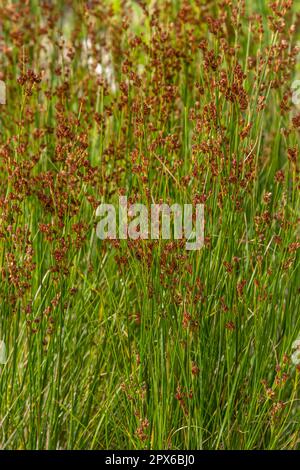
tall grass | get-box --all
[0,0,299,449]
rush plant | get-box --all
[0,0,299,450]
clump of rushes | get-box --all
[0,0,299,450]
